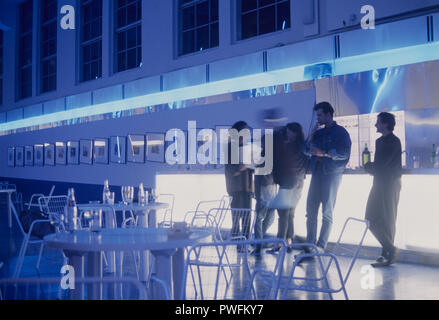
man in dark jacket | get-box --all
[225,121,254,243]
[303,102,351,252]
[365,112,402,267]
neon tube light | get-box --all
[2,41,439,133]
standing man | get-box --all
[302,102,351,253]
[365,112,402,267]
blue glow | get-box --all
[2,41,439,133]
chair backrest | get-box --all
[38,196,68,229]
[327,217,370,285]
[213,208,256,241]
[155,193,175,227]
[181,239,286,300]
[0,277,147,300]
[183,199,226,226]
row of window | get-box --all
[14,0,291,101]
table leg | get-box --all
[151,249,176,299]
[8,193,13,229]
[138,210,150,282]
[87,252,103,300]
[104,210,116,273]
[173,248,185,300]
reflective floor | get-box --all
[1,208,439,300]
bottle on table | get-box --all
[103,179,111,204]
[65,188,78,232]
[138,183,145,206]
[362,144,371,167]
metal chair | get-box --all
[278,217,370,300]
[183,208,256,300]
[181,239,286,300]
[183,199,227,225]
[155,193,175,228]
[12,196,68,278]
[214,207,256,242]
[25,185,55,211]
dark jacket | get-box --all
[365,133,402,181]
[254,131,275,200]
[225,141,254,194]
[306,121,352,175]
[273,128,308,188]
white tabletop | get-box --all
[44,228,210,252]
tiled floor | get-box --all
[2,208,439,300]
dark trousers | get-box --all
[277,208,295,241]
[230,192,252,240]
[365,178,401,258]
[306,172,342,249]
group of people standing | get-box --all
[225,101,402,268]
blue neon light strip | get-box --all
[1,41,439,133]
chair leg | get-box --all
[13,236,30,278]
[36,242,45,272]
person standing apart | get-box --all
[301,102,351,254]
[365,112,402,267]
[225,121,254,247]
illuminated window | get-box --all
[17,0,33,100]
[238,0,290,40]
[81,0,102,82]
[178,0,219,56]
[40,0,57,93]
[115,0,142,72]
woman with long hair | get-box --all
[268,122,308,253]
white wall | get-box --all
[0,88,316,187]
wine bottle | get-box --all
[362,144,371,167]
[65,188,78,232]
[103,179,110,204]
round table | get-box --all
[44,228,210,299]
[77,202,169,278]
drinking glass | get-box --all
[108,192,115,205]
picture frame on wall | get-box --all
[44,143,55,166]
[34,144,44,166]
[16,147,24,167]
[216,125,231,165]
[8,147,15,167]
[110,136,127,164]
[25,146,34,166]
[67,141,79,165]
[146,133,165,163]
[56,142,67,165]
[93,138,109,164]
[164,129,187,164]
[80,139,93,165]
[127,134,145,163]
